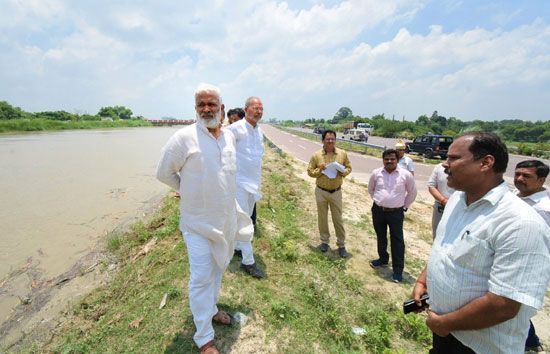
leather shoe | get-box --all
[319,243,329,252]
[369,259,388,268]
[241,262,265,279]
[338,247,348,258]
[392,272,403,283]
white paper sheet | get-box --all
[322,162,346,179]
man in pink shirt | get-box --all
[368,149,417,283]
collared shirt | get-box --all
[398,155,415,173]
[156,123,253,269]
[226,119,264,199]
[428,182,550,354]
[307,147,352,190]
[368,166,417,208]
[427,163,455,204]
[517,189,550,227]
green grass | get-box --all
[7,144,432,354]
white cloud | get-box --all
[0,0,548,121]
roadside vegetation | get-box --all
[8,143,433,354]
[275,106,550,158]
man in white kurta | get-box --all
[226,96,265,279]
[156,84,252,353]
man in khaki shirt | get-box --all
[307,130,352,257]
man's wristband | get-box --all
[440,198,448,204]
[416,280,427,287]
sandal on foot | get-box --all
[212,310,234,326]
[199,340,219,354]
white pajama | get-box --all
[234,186,257,265]
[184,232,224,348]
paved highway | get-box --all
[278,126,550,189]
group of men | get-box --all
[157,86,549,354]
[156,84,266,354]
[308,131,549,353]
[308,131,417,283]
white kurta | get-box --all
[156,123,253,269]
[226,118,264,201]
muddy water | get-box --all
[0,126,180,335]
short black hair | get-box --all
[461,132,508,174]
[383,149,398,159]
[322,129,336,140]
[227,107,245,118]
[516,159,550,178]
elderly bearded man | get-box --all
[411,133,550,354]
[156,83,253,354]
[226,96,266,278]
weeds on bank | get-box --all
[12,144,431,354]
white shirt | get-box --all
[226,119,264,200]
[517,189,550,227]
[427,163,455,203]
[156,123,253,269]
[398,155,414,173]
[428,182,550,354]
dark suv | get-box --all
[313,126,326,134]
[405,134,453,159]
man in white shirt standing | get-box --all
[396,140,414,176]
[427,163,455,239]
[226,96,265,279]
[411,133,550,354]
[514,159,550,353]
[156,83,253,354]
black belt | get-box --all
[374,203,403,212]
[317,186,341,193]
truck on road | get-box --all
[343,121,373,134]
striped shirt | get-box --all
[307,148,352,190]
[428,181,550,354]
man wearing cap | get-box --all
[396,140,414,176]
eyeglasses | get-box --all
[324,138,336,142]
[249,106,263,111]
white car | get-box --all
[342,129,368,142]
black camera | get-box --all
[403,294,429,314]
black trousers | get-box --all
[430,333,476,354]
[371,203,405,273]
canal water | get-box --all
[0,126,180,342]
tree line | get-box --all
[0,101,141,121]
[297,107,550,153]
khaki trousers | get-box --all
[315,187,345,247]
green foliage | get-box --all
[333,107,353,122]
[0,101,25,120]
[98,106,133,120]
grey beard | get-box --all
[196,111,221,129]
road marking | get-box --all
[297,145,306,150]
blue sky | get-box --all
[1,0,549,122]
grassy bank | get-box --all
[0,119,152,133]
[9,144,432,354]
